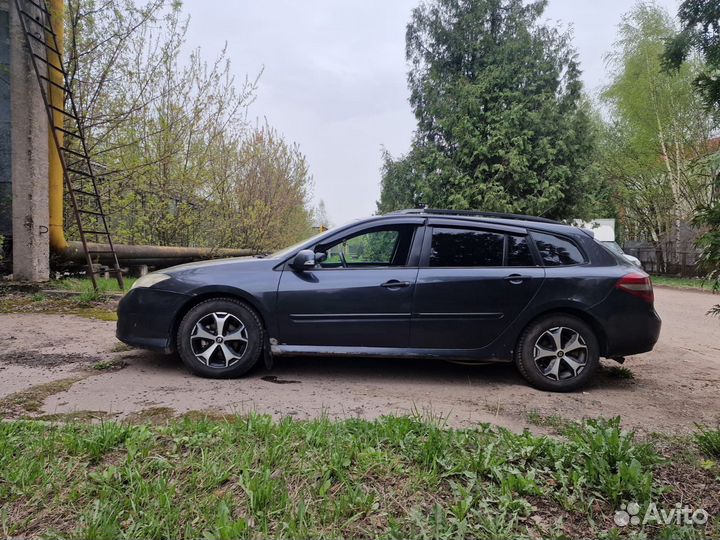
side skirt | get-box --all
[269,344,512,363]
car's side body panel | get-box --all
[276,267,420,347]
[410,267,546,349]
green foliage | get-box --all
[650,275,713,290]
[0,416,678,538]
[606,365,635,380]
[53,277,137,294]
[378,0,598,219]
[694,424,720,457]
[659,0,720,306]
[693,194,720,315]
[328,230,399,265]
[664,0,720,112]
[561,418,659,505]
[599,3,718,255]
[62,0,314,252]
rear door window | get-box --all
[532,232,585,266]
[430,228,505,267]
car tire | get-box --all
[515,314,599,392]
[176,298,263,378]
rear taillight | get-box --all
[616,273,654,303]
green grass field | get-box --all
[1,415,717,538]
[650,275,714,291]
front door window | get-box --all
[319,226,414,268]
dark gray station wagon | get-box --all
[117,209,661,391]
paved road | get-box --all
[1,287,718,432]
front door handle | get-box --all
[381,280,411,289]
[504,274,531,284]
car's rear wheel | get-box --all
[515,314,599,392]
[176,298,263,378]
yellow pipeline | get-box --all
[48,0,67,250]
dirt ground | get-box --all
[1,287,718,433]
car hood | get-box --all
[160,255,282,279]
[162,256,258,274]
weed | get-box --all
[560,417,660,505]
[111,342,133,353]
[92,359,127,371]
[35,410,110,422]
[526,410,570,431]
[606,365,635,380]
[694,425,720,458]
[126,407,176,424]
[77,289,106,304]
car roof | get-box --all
[383,208,585,237]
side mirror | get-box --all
[290,249,316,271]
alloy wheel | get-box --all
[190,312,249,368]
[532,326,588,381]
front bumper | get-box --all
[116,287,190,354]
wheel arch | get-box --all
[169,287,270,352]
[516,307,608,357]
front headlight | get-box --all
[131,272,171,290]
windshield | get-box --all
[267,222,352,259]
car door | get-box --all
[411,221,545,350]
[276,220,424,348]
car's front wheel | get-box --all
[176,298,263,378]
[515,314,599,392]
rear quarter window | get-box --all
[532,232,585,266]
[507,235,534,266]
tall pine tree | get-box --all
[378,0,597,219]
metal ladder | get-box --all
[14,0,124,291]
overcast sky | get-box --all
[182,0,681,225]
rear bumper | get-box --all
[591,299,662,357]
[116,288,190,354]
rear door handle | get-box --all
[504,274,531,284]
[381,280,411,289]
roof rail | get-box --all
[391,208,562,224]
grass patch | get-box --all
[0,377,85,415]
[606,365,635,380]
[92,359,127,371]
[0,415,716,538]
[125,407,177,424]
[695,425,720,458]
[651,276,713,291]
[51,277,137,295]
[111,342,133,353]
[76,307,118,321]
[0,292,117,321]
[35,410,111,422]
[525,410,571,432]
